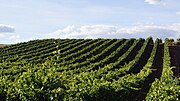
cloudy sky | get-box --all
[0,0,180,44]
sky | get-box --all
[0,0,180,44]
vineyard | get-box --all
[0,37,179,101]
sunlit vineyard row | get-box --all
[0,37,179,101]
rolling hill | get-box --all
[0,37,179,101]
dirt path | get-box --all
[169,45,180,77]
[134,44,164,101]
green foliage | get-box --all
[0,38,179,100]
[146,38,180,101]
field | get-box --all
[0,44,8,48]
[0,37,179,101]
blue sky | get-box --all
[0,0,180,44]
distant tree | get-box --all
[169,38,175,45]
[176,38,180,45]
[177,38,180,42]
[169,39,174,42]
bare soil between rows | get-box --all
[169,45,180,77]
[134,44,164,101]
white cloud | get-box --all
[0,33,6,38]
[46,24,180,40]
[145,0,161,5]
[0,24,15,33]
[0,24,17,41]
[0,33,22,44]
[0,24,21,44]
[9,34,20,39]
[176,11,180,15]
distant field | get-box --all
[0,37,179,101]
[0,44,7,48]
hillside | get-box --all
[0,44,8,48]
[0,37,179,101]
